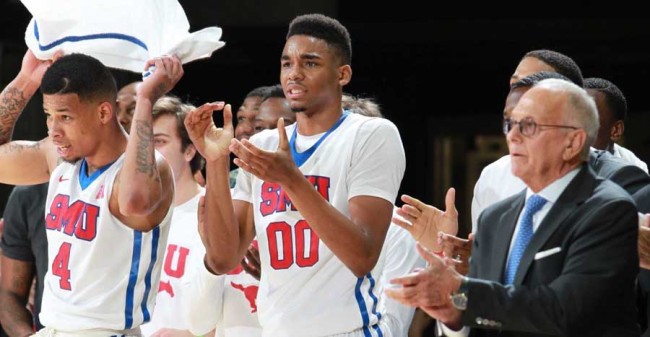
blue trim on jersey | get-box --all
[355,273,384,337]
[140,227,160,322]
[124,231,143,329]
[367,273,384,337]
[355,276,372,337]
[289,110,350,167]
[34,21,149,51]
[78,158,116,190]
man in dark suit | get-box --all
[634,186,650,336]
[386,78,640,336]
[591,148,649,195]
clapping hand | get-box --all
[393,188,459,252]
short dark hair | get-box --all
[41,53,117,104]
[286,13,352,65]
[584,77,627,121]
[261,84,285,103]
[152,95,205,174]
[245,85,274,100]
[511,71,571,90]
[342,93,383,118]
[524,50,584,87]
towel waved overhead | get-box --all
[21,0,225,72]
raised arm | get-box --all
[113,55,183,231]
[185,102,255,274]
[0,50,59,185]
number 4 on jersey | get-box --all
[52,242,72,290]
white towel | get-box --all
[21,0,225,73]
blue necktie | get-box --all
[503,194,547,285]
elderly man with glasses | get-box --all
[386,78,640,337]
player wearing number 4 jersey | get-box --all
[0,50,182,336]
[186,14,405,337]
[44,152,172,333]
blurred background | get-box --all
[2,0,650,247]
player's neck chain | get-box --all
[290,110,350,167]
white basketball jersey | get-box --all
[140,189,205,336]
[233,112,405,337]
[40,153,172,331]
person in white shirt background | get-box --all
[140,95,209,337]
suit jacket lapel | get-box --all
[513,164,595,284]
[487,190,525,282]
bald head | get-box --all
[533,78,598,149]
[507,79,597,191]
[515,78,598,161]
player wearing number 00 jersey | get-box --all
[232,111,405,336]
[41,153,172,331]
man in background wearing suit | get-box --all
[387,78,640,337]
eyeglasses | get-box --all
[503,117,578,137]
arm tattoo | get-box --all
[135,120,160,181]
[0,86,27,144]
[152,83,167,101]
[1,142,40,154]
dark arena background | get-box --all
[1,0,650,261]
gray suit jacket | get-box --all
[464,164,640,337]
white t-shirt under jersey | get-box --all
[233,112,406,337]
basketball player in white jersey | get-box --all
[185,14,405,337]
[0,50,182,336]
[136,96,210,337]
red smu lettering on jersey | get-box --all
[164,244,190,278]
[45,194,99,241]
[157,244,190,297]
[260,176,330,216]
[158,280,174,297]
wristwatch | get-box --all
[450,276,469,311]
